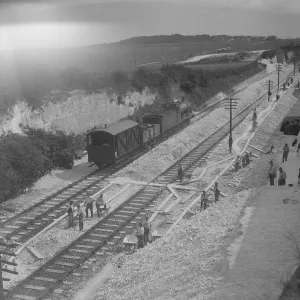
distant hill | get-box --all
[0,33,299,113]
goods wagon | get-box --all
[87,120,141,167]
[141,124,161,145]
[143,101,192,138]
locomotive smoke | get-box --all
[73,263,115,300]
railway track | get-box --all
[0,66,284,245]
[6,70,294,300]
[0,151,149,243]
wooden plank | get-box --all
[248,144,266,154]
[26,246,44,260]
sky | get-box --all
[0,0,300,50]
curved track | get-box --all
[0,67,282,245]
[6,70,294,300]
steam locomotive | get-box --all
[87,100,194,168]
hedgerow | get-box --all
[0,128,86,203]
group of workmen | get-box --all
[199,182,221,211]
[134,215,152,249]
[67,191,107,230]
[267,140,300,186]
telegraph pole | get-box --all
[293,57,296,76]
[0,239,18,300]
[265,79,274,101]
[275,64,283,92]
[225,97,239,153]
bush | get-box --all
[261,49,276,60]
[0,133,51,202]
[23,127,85,168]
[0,127,87,202]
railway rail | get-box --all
[0,66,284,245]
[5,70,294,300]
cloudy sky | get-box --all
[0,0,300,50]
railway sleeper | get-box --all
[69,249,89,254]
[34,276,56,283]
[55,261,75,267]
[82,238,100,243]
[75,244,94,249]
[95,228,114,232]
[89,233,109,238]
[24,285,46,291]
[45,269,65,274]
[61,255,82,260]
[11,294,37,300]
[118,210,135,215]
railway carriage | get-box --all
[87,120,141,167]
[87,100,194,168]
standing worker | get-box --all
[282,143,290,163]
[200,190,208,210]
[142,215,151,245]
[77,204,84,231]
[214,182,220,202]
[178,164,184,183]
[84,192,94,218]
[135,222,144,249]
[268,160,277,186]
[67,201,74,228]
[278,167,287,186]
[244,152,250,166]
[95,192,106,218]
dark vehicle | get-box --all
[87,120,141,167]
[87,100,194,167]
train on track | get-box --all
[87,100,194,167]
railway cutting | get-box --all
[5,70,293,300]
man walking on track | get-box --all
[84,192,94,218]
[282,143,290,163]
[268,160,277,186]
[77,204,84,231]
[178,164,184,183]
[67,201,74,228]
[201,190,208,210]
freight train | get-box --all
[87,100,194,167]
